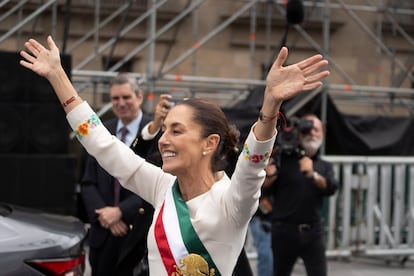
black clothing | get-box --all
[272,221,326,276]
[233,248,254,276]
[271,152,338,276]
[115,199,153,276]
[271,153,337,224]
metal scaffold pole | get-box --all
[1,0,414,113]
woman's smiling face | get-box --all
[158,105,207,176]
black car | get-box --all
[0,202,87,275]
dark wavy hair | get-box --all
[177,98,240,172]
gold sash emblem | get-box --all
[171,253,215,276]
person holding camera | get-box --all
[270,114,339,276]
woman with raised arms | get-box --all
[20,36,329,276]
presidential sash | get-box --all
[154,180,220,276]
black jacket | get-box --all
[81,114,156,274]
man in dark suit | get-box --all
[81,72,162,276]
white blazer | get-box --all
[67,101,276,276]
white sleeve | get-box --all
[141,122,160,140]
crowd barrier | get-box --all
[323,156,414,263]
[245,156,414,265]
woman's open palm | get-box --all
[266,47,329,102]
[20,35,61,79]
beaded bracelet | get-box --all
[62,94,78,107]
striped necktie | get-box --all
[114,126,128,206]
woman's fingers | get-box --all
[19,51,35,67]
[29,38,46,52]
[297,54,324,70]
[47,35,56,49]
[302,60,329,77]
[272,47,289,69]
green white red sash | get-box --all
[154,180,220,275]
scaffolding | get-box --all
[1,0,414,116]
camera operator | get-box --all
[270,113,339,276]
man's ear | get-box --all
[137,90,144,102]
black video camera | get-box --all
[275,118,313,157]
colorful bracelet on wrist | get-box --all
[62,94,78,108]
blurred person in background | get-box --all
[270,114,339,276]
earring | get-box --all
[202,151,206,156]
